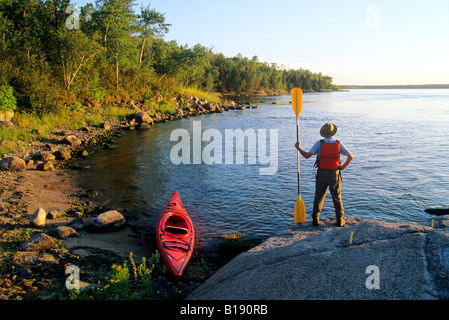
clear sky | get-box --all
[72,0,449,85]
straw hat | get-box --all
[320,122,338,138]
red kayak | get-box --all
[156,192,195,277]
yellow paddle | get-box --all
[292,88,306,224]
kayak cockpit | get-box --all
[164,215,190,235]
[165,226,189,235]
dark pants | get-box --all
[313,169,344,220]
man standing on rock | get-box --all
[295,123,354,227]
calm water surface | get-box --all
[79,89,449,252]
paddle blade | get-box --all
[294,196,306,224]
[291,88,303,118]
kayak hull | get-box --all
[156,192,195,277]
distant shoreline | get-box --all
[340,84,449,89]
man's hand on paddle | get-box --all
[295,142,313,159]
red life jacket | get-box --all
[316,140,341,170]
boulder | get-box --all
[69,208,84,218]
[102,121,112,130]
[47,210,66,219]
[0,121,14,129]
[32,151,55,162]
[54,149,71,161]
[425,206,449,216]
[0,110,14,122]
[0,156,26,172]
[87,210,126,232]
[184,107,196,115]
[188,217,449,300]
[37,161,55,171]
[204,103,216,112]
[152,113,163,122]
[128,118,136,127]
[30,208,46,227]
[175,108,184,118]
[138,122,151,130]
[69,217,85,230]
[49,226,77,239]
[44,144,58,152]
[134,111,153,124]
[62,134,82,147]
[12,251,58,272]
[21,233,56,251]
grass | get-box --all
[179,87,222,104]
[0,85,228,156]
[0,104,136,155]
[157,101,177,115]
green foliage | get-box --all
[0,0,337,121]
[180,87,222,104]
[0,85,17,112]
[214,54,336,93]
[69,251,173,300]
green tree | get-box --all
[57,28,103,91]
[138,5,170,70]
[3,0,44,59]
[0,85,17,112]
[0,8,12,52]
[93,0,138,88]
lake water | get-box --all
[79,89,449,252]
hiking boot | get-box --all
[336,217,345,227]
[312,218,320,227]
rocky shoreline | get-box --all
[3,94,446,301]
[188,216,449,300]
[0,95,256,300]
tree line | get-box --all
[0,0,338,116]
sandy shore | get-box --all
[0,165,149,256]
[0,130,152,299]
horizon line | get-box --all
[337,84,449,88]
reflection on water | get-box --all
[79,89,449,253]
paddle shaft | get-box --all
[296,119,301,195]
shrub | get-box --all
[68,251,170,300]
[0,85,17,112]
